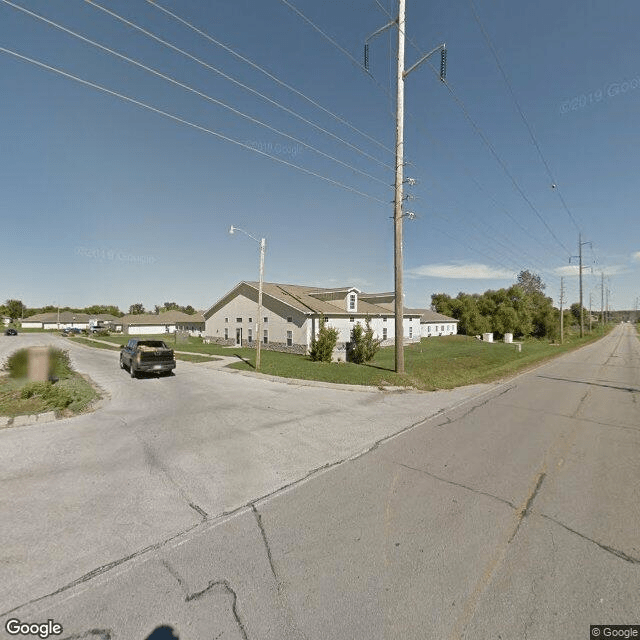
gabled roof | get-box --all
[204,282,419,318]
[23,312,92,323]
[406,308,459,323]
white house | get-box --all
[203,282,422,356]
[20,312,123,331]
[122,310,203,335]
[408,309,459,337]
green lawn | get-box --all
[228,328,613,390]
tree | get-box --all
[129,303,145,315]
[516,270,546,296]
[309,319,338,362]
[348,318,382,364]
[5,299,25,321]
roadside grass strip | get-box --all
[228,329,613,390]
[0,347,100,418]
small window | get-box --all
[323,316,328,323]
[349,293,356,311]
[263,329,268,344]
[236,317,242,323]
[383,327,387,340]
[248,317,253,323]
[409,326,413,338]
[349,316,355,323]
[248,329,253,343]
[383,317,387,323]
[287,330,292,346]
[287,316,292,323]
[263,317,268,323]
[441,325,444,332]
[224,317,228,323]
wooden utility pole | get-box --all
[559,277,564,344]
[393,0,407,374]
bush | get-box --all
[348,318,382,364]
[20,381,75,408]
[309,321,339,362]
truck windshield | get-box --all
[137,341,167,348]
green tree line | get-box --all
[431,271,563,339]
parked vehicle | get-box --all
[62,328,83,336]
[120,339,176,378]
[4,328,17,335]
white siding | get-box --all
[128,324,175,335]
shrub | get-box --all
[309,320,339,362]
[20,381,75,408]
[348,318,382,364]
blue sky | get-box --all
[1,0,638,313]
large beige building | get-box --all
[203,281,422,355]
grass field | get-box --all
[228,328,613,390]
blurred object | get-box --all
[28,346,50,382]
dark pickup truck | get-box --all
[120,339,176,378]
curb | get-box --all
[1,411,57,429]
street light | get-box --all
[229,225,266,371]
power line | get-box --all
[467,0,582,234]
[0,45,387,204]
[372,1,571,260]
[145,0,394,156]
[2,0,390,188]
[83,0,394,173]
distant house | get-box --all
[2,316,11,326]
[21,312,90,330]
[20,312,123,331]
[407,309,459,338]
[203,281,421,356]
[121,310,203,335]
[175,312,205,336]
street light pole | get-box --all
[229,225,266,372]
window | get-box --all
[236,317,242,323]
[248,329,253,343]
[428,325,432,333]
[323,316,328,323]
[224,328,228,340]
[287,330,292,346]
[348,293,356,311]
[349,316,355,322]
[409,326,413,338]
[263,317,268,323]
[248,317,253,323]
[224,317,228,323]
[287,316,292,323]
[441,325,445,332]
[263,329,268,344]
[383,317,387,323]
[383,327,387,340]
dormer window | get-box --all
[348,292,357,312]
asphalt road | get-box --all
[1,325,638,639]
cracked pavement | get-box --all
[1,324,639,638]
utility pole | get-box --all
[393,0,407,374]
[601,272,604,332]
[366,1,446,373]
[570,234,591,337]
[589,291,592,332]
[559,277,564,344]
